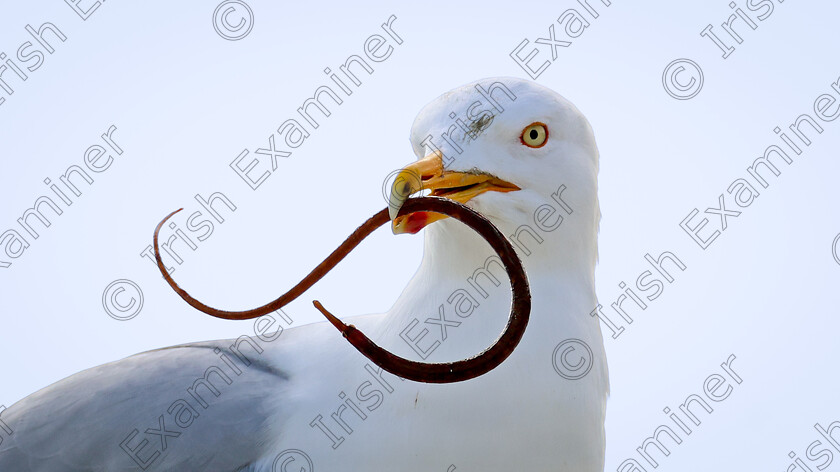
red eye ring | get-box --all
[520,122,548,148]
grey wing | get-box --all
[0,339,290,471]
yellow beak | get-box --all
[388,151,520,234]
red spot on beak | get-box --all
[402,211,430,234]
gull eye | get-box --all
[520,122,548,148]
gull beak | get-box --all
[388,151,520,234]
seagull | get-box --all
[0,77,608,471]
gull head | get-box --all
[388,77,600,250]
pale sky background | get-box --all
[1,1,839,470]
